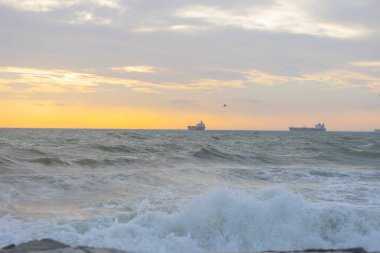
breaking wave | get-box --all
[1,188,379,253]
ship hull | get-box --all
[289,127,326,132]
[187,126,205,130]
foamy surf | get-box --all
[1,187,379,253]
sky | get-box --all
[0,0,379,130]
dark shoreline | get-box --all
[1,239,375,253]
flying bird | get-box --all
[223,104,227,107]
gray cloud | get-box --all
[169,99,199,108]
[1,0,379,107]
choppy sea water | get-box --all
[0,129,379,253]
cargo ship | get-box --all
[187,121,205,130]
[289,123,326,132]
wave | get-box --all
[107,132,149,140]
[29,157,69,166]
[93,144,137,153]
[17,148,47,156]
[0,156,17,166]
[342,148,380,159]
[74,157,138,167]
[193,147,245,162]
[0,142,14,149]
[228,168,272,181]
[1,131,380,171]
[1,187,379,253]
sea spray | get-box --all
[1,187,379,253]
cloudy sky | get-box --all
[0,0,379,130]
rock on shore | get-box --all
[0,239,375,253]
[0,239,132,253]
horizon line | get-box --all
[0,127,376,132]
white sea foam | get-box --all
[1,187,379,253]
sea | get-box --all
[0,129,379,253]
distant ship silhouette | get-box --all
[289,123,326,132]
[187,121,205,130]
